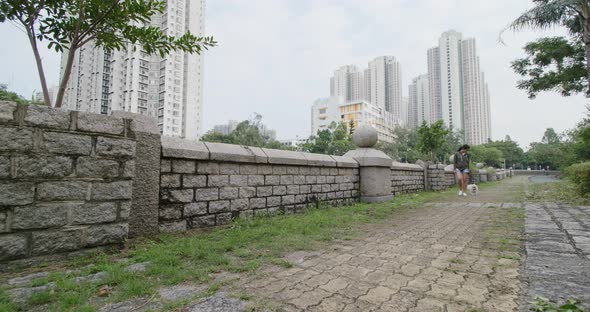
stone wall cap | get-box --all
[161,136,209,160]
[244,146,269,163]
[330,155,359,168]
[261,148,308,166]
[391,162,423,171]
[0,101,17,123]
[344,148,392,167]
[428,164,446,169]
[111,111,160,135]
[204,142,256,163]
[301,152,337,167]
[444,164,454,173]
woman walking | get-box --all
[454,144,471,196]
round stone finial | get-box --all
[353,124,378,147]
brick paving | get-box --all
[239,179,527,312]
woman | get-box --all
[453,144,471,196]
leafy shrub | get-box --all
[565,161,590,197]
[486,167,497,175]
[530,296,586,312]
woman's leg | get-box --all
[456,171,463,193]
[462,173,468,193]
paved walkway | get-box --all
[238,178,527,311]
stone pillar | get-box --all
[344,125,393,203]
[112,112,161,237]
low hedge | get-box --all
[565,161,590,197]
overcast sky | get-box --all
[0,0,588,149]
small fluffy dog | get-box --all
[466,184,479,196]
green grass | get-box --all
[528,179,590,206]
[0,188,470,311]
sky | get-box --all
[0,0,588,149]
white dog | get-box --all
[466,184,479,196]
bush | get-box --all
[565,161,590,197]
[486,167,497,175]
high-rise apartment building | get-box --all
[407,75,431,128]
[330,65,365,103]
[60,0,206,140]
[367,56,402,118]
[423,30,492,145]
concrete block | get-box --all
[183,175,207,188]
[31,227,84,255]
[302,152,336,167]
[0,101,17,122]
[91,181,133,200]
[76,157,119,178]
[0,234,28,261]
[37,181,89,201]
[24,105,70,129]
[262,148,307,166]
[96,136,136,158]
[161,136,209,160]
[204,142,256,163]
[77,112,125,135]
[0,182,35,205]
[72,202,118,224]
[195,188,219,201]
[84,223,128,247]
[184,202,208,217]
[0,128,33,152]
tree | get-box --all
[484,139,525,168]
[417,120,450,162]
[506,0,590,96]
[542,127,561,144]
[0,84,43,105]
[201,115,290,150]
[470,146,504,168]
[0,0,216,107]
[376,126,424,163]
[302,122,355,156]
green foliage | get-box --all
[530,296,586,312]
[0,84,42,105]
[528,177,590,205]
[565,161,590,197]
[417,120,450,162]
[484,139,524,168]
[201,114,291,150]
[376,126,424,162]
[470,146,504,167]
[511,37,587,98]
[302,122,355,156]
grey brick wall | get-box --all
[159,139,360,232]
[0,102,135,262]
[390,162,425,195]
[428,164,456,191]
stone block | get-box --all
[85,223,128,247]
[293,175,305,185]
[311,184,322,193]
[229,175,248,186]
[92,181,132,200]
[205,142,256,163]
[209,200,230,213]
[231,198,249,211]
[257,186,273,197]
[287,185,300,195]
[73,202,118,224]
[162,189,194,203]
[24,105,70,129]
[300,185,311,194]
[267,196,281,207]
[160,220,187,233]
[123,160,134,178]
[262,148,307,165]
[0,234,28,261]
[172,159,195,173]
[0,101,17,122]
[317,176,327,184]
[248,175,265,186]
[273,185,287,196]
[250,198,266,209]
[183,175,207,188]
[197,162,219,174]
[257,164,273,175]
[282,195,295,205]
[159,204,183,220]
[76,157,119,178]
[119,201,131,220]
[0,211,6,233]
[310,167,321,175]
[220,187,239,199]
[43,132,92,155]
[239,187,256,198]
[0,156,10,178]
[0,182,34,205]
[12,203,72,229]
[96,137,136,158]
[326,176,335,183]
[161,159,172,172]
[286,166,300,175]
[161,174,182,188]
[15,155,72,178]
[219,163,240,174]
[273,166,287,175]
[195,188,218,201]
[31,227,84,255]
[208,175,229,187]
[239,164,258,175]
[37,181,89,201]
[161,136,209,160]
[280,175,294,185]
[191,215,215,228]
[77,112,125,135]
[184,202,208,217]
[306,176,318,184]
[265,175,280,186]
[216,213,232,225]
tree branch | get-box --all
[76,0,122,47]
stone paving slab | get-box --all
[523,202,590,308]
[239,201,524,311]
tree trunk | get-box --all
[583,4,590,96]
[54,48,77,108]
[27,31,51,106]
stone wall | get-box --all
[513,170,560,176]
[390,162,424,195]
[159,138,360,232]
[428,164,456,191]
[0,102,135,261]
